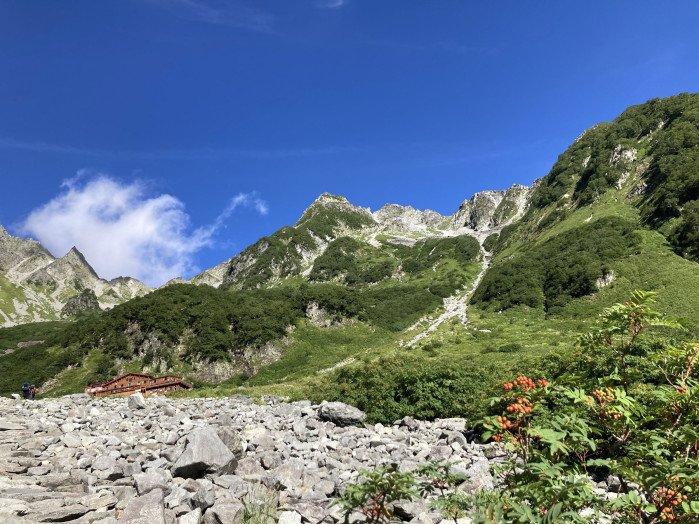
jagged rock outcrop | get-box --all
[0,225,54,273]
[372,204,448,234]
[0,227,151,327]
[450,183,536,231]
[190,260,231,288]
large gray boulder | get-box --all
[317,402,366,426]
[172,427,238,479]
[458,458,494,494]
[134,469,172,495]
[128,392,147,410]
[120,488,166,524]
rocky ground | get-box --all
[0,394,499,524]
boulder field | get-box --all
[0,394,497,523]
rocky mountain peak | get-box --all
[297,193,372,224]
[61,247,99,278]
[0,225,53,272]
[452,183,534,231]
[0,226,151,327]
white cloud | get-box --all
[20,175,268,287]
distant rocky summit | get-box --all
[0,226,150,327]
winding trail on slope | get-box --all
[405,200,529,347]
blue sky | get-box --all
[1,1,698,286]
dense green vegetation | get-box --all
[316,357,512,424]
[310,235,480,297]
[0,329,86,396]
[472,216,641,314]
[309,236,395,284]
[3,241,471,394]
[336,293,699,523]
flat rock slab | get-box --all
[0,421,25,431]
[31,504,89,522]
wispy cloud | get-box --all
[147,0,275,33]
[315,0,347,8]
[0,136,362,160]
[19,174,268,287]
[202,191,269,237]
[0,136,98,156]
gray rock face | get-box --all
[203,501,244,524]
[318,401,366,426]
[134,469,172,495]
[0,226,152,327]
[172,427,238,478]
[121,488,166,523]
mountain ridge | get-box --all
[0,228,151,327]
[220,182,536,290]
[0,182,537,327]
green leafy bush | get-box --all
[471,291,699,522]
[341,292,699,523]
[483,233,499,253]
[318,357,499,424]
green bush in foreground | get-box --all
[319,358,500,424]
[470,291,699,522]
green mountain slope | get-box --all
[474,92,699,321]
[530,92,698,259]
